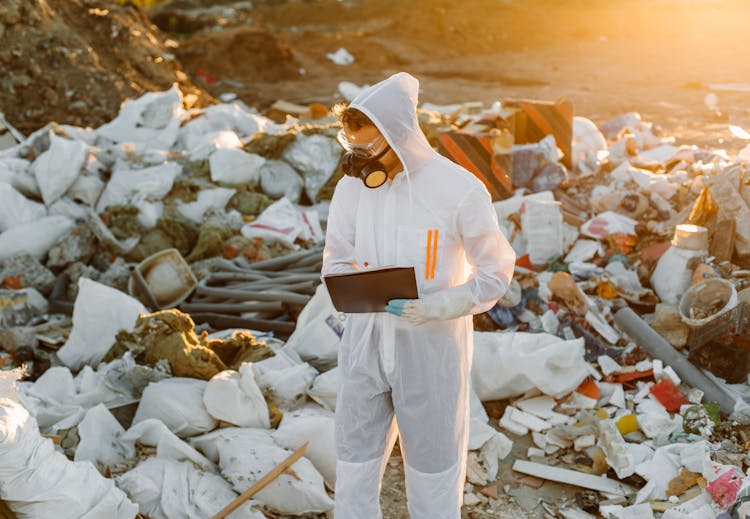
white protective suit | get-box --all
[322,72,516,519]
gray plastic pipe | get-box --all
[614,307,736,414]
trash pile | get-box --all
[0,81,749,518]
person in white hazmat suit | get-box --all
[323,72,516,518]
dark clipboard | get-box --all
[323,267,418,313]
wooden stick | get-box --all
[211,442,309,519]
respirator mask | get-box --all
[337,128,391,189]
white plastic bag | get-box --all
[0,398,138,519]
[31,133,88,206]
[133,378,217,437]
[121,419,213,471]
[282,133,341,202]
[66,173,105,207]
[209,148,265,185]
[521,199,563,266]
[96,162,181,212]
[241,196,324,245]
[190,428,334,515]
[116,457,264,519]
[307,367,339,412]
[57,278,146,371]
[259,160,304,203]
[177,187,237,224]
[0,182,46,232]
[179,103,277,141]
[75,404,132,468]
[0,157,38,197]
[471,331,588,401]
[203,364,270,428]
[572,116,607,174]
[97,85,184,150]
[253,360,318,411]
[650,246,705,305]
[284,283,343,371]
[185,130,242,161]
[0,215,74,261]
[580,211,637,239]
[272,405,336,487]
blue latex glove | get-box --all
[385,286,475,325]
[385,299,409,316]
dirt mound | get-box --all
[176,25,301,86]
[0,0,212,134]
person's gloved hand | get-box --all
[385,285,475,325]
[496,278,521,308]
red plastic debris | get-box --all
[650,379,688,413]
[576,378,601,401]
[195,68,217,85]
[707,470,742,509]
[2,275,24,290]
[515,254,535,271]
[610,369,654,384]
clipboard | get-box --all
[324,267,418,313]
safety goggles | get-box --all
[336,128,389,159]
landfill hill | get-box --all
[0,0,212,134]
[5,0,750,152]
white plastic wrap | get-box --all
[57,278,147,371]
[133,378,217,437]
[190,428,334,515]
[116,457,265,519]
[209,148,265,185]
[177,187,236,224]
[259,159,304,203]
[0,398,138,519]
[203,364,270,428]
[471,331,589,401]
[97,85,185,150]
[282,133,341,202]
[253,360,318,411]
[284,283,342,371]
[31,133,88,206]
[241,196,323,245]
[307,367,339,412]
[0,215,75,261]
[272,405,337,487]
[96,162,181,212]
[0,182,47,232]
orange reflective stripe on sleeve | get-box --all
[430,229,439,279]
[425,230,433,280]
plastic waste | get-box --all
[177,187,237,224]
[0,397,138,518]
[57,278,147,371]
[0,182,46,232]
[471,332,589,401]
[272,405,336,487]
[326,47,355,66]
[31,134,88,206]
[190,428,334,515]
[282,133,341,202]
[203,364,270,429]
[133,378,217,437]
[284,283,343,372]
[116,457,265,519]
[97,85,185,150]
[241,196,324,245]
[96,162,181,212]
[259,159,304,203]
[209,148,265,185]
[0,215,74,261]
